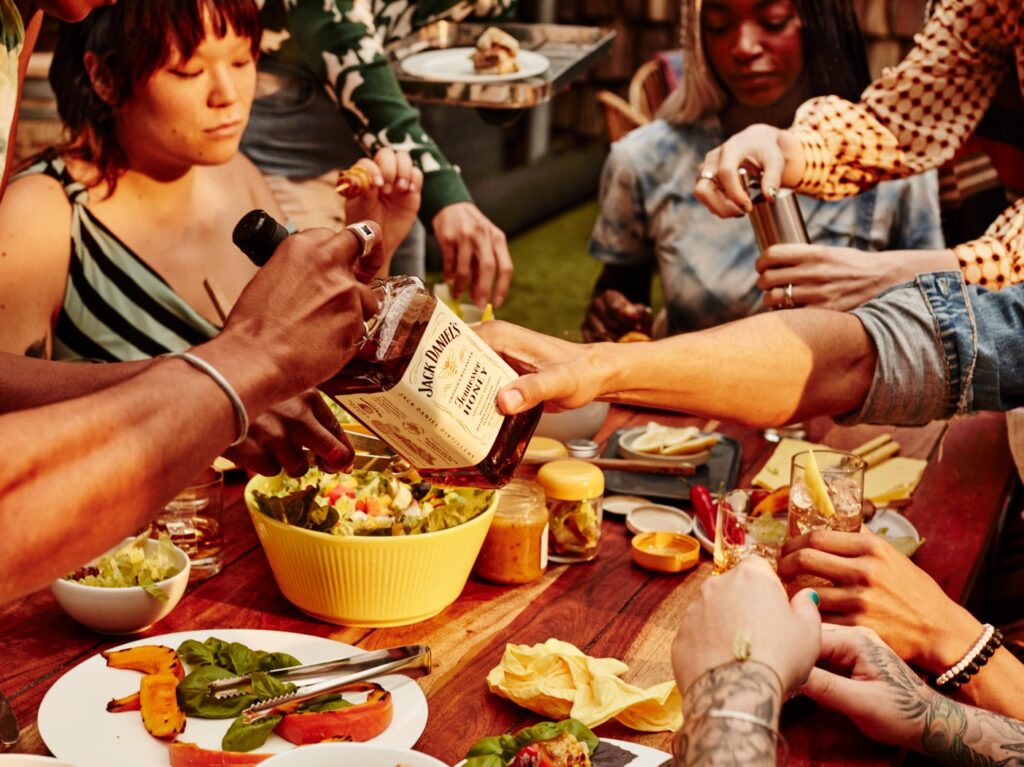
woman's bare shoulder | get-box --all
[0,170,74,259]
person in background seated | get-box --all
[0,223,384,604]
[0,0,420,476]
[246,0,515,308]
[583,0,942,341]
[673,557,1024,766]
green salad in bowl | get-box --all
[250,467,495,537]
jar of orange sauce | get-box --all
[475,479,548,585]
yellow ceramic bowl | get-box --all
[244,476,497,627]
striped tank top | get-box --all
[18,153,219,362]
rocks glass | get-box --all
[712,489,789,574]
[154,467,224,580]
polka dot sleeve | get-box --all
[789,0,1021,288]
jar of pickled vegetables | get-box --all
[536,460,604,563]
[475,479,549,585]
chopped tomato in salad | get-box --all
[252,468,494,537]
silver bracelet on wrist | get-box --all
[163,351,249,447]
[707,708,777,732]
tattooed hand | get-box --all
[673,557,822,695]
[804,624,1024,764]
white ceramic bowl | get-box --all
[0,758,81,766]
[535,401,611,443]
[260,743,447,767]
[50,538,190,635]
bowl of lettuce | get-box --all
[244,469,497,627]
[51,534,190,634]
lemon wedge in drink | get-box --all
[804,449,836,518]
[481,303,495,322]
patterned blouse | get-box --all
[789,0,1024,288]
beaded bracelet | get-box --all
[163,352,250,447]
[930,623,1003,694]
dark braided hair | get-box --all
[49,0,261,195]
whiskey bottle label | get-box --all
[335,301,517,469]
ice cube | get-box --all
[789,482,812,510]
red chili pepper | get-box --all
[510,745,554,767]
[690,484,716,538]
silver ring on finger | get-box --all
[698,169,716,183]
[783,283,795,309]
[345,221,376,260]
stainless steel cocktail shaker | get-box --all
[740,168,809,249]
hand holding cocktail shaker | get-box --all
[739,167,809,251]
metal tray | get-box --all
[387,21,615,109]
[602,430,742,503]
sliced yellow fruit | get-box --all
[630,423,674,452]
[804,449,836,518]
[660,434,718,456]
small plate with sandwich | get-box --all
[400,26,550,83]
[618,422,720,468]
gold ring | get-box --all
[345,221,375,260]
[784,283,795,309]
[699,170,716,182]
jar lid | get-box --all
[526,436,569,459]
[495,479,546,519]
[536,459,604,500]
[566,438,599,458]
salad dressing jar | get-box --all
[537,460,604,563]
[474,480,549,585]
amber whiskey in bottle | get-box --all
[232,211,541,488]
[320,276,541,488]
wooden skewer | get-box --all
[523,454,696,476]
[203,278,230,327]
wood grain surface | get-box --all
[0,407,1012,766]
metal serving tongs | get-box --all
[342,428,424,481]
[206,644,431,723]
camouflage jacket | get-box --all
[258,0,515,222]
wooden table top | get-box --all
[0,408,1014,766]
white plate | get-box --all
[603,495,651,517]
[617,427,714,467]
[261,742,446,767]
[693,517,714,555]
[0,758,81,767]
[400,47,550,83]
[626,504,694,536]
[866,508,922,552]
[454,738,670,767]
[38,629,428,767]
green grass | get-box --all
[429,199,663,336]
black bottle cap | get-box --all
[232,209,290,266]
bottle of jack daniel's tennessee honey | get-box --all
[233,210,541,488]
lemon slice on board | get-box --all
[804,449,836,518]
[630,423,674,452]
[661,434,718,456]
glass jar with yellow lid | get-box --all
[536,459,604,563]
[475,479,549,584]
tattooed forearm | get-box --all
[921,694,1024,766]
[675,661,782,767]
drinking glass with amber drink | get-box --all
[787,450,866,536]
[712,489,789,574]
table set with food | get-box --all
[0,374,1013,767]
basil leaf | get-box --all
[222,713,282,752]
[299,693,354,713]
[464,720,599,767]
[258,652,302,672]
[227,642,260,675]
[253,487,318,527]
[462,755,506,767]
[248,671,295,701]
[177,666,254,719]
[177,639,217,667]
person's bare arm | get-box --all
[0,224,384,603]
[478,308,876,427]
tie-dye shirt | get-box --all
[257,0,514,221]
[590,119,944,334]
